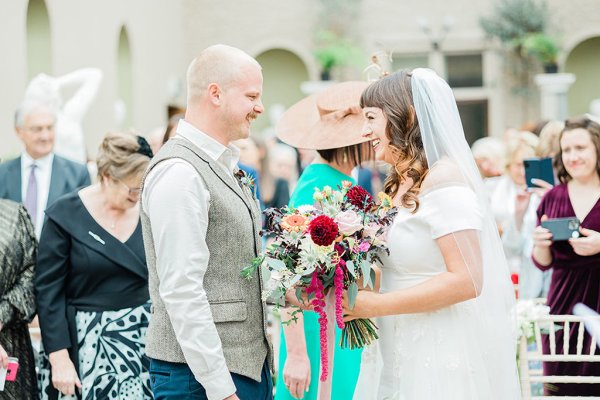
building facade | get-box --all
[1,0,599,159]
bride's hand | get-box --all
[342,290,379,322]
[285,289,314,311]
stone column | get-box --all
[534,73,576,120]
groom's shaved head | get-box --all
[186,44,261,101]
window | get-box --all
[457,100,488,145]
[446,54,483,87]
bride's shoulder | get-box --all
[420,158,468,195]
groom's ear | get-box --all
[207,83,221,106]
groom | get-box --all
[140,44,273,400]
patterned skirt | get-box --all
[38,302,152,400]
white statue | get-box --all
[24,68,103,163]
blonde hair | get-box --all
[186,44,260,101]
[96,132,150,181]
[471,136,506,164]
[504,130,539,171]
[537,120,564,157]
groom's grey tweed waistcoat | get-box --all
[140,137,272,382]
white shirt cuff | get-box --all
[198,364,236,400]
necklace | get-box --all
[109,213,123,230]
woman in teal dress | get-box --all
[274,81,373,399]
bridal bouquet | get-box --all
[242,181,397,381]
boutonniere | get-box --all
[234,169,257,197]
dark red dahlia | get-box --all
[308,215,339,246]
[346,185,374,210]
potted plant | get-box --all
[523,33,559,73]
[313,30,360,80]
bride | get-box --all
[343,68,521,399]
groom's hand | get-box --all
[224,394,240,400]
[342,290,379,322]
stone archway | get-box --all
[26,0,52,78]
[254,49,310,136]
[565,36,600,115]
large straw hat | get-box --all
[276,81,371,150]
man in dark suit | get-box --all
[0,100,90,238]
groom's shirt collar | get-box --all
[175,119,240,174]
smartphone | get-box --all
[541,217,581,241]
[5,358,18,382]
[524,157,555,188]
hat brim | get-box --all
[276,81,371,150]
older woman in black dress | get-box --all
[0,200,37,399]
[36,132,153,399]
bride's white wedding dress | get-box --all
[354,181,520,400]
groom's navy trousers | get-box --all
[149,358,273,400]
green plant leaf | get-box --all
[346,260,356,278]
[369,268,377,290]
[348,282,359,310]
[289,274,302,287]
[266,258,286,271]
[360,260,371,288]
[522,33,558,64]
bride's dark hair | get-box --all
[360,69,428,212]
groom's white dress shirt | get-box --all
[142,120,240,399]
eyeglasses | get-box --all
[114,178,141,196]
[23,124,55,134]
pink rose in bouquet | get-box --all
[334,210,363,236]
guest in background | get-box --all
[0,100,90,239]
[538,120,565,161]
[161,113,184,145]
[505,120,564,299]
[471,136,506,178]
[262,143,298,209]
[486,131,539,268]
[36,132,152,399]
[0,199,37,399]
[532,115,600,396]
[275,81,373,399]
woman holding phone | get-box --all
[532,115,600,396]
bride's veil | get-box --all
[411,67,520,397]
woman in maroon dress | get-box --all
[532,115,600,396]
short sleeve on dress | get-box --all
[422,185,483,239]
